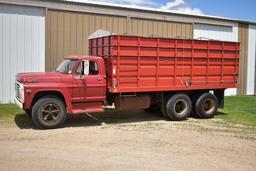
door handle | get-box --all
[74,76,84,80]
[97,77,103,81]
[97,77,106,81]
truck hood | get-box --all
[16,72,66,83]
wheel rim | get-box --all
[174,99,187,116]
[40,103,61,124]
[202,98,215,114]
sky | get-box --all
[68,0,256,21]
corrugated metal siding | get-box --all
[46,10,193,71]
[130,18,193,38]
[0,4,45,103]
[247,25,256,95]
[193,23,239,96]
[4,0,254,27]
[238,23,249,95]
[46,10,127,71]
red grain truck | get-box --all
[15,35,240,129]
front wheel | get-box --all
[32,97,67,129]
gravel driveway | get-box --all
[0,110,255,171]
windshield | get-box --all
[56,59,77,74]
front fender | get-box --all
[23,84,73,113]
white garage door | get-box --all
[194,23,239,96]
[0,4,45,103]
[247,25,256,95]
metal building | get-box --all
[0,0,255,103]
[0,3,45,103]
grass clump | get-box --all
[217,96,256,126]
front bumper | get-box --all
[15,97,23,109]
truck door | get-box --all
[73,60,106,103]
[72,61,87,103]
[85,60,106,102]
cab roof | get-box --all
[65,56,102,60]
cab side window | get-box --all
[89,61,99,75]
[76,62,83,75]
[76,61,99,75]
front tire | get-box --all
[165,94,192,121]
[32,97,67,129]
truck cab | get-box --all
[15,56,106,129]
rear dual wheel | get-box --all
[162,94,192,121]
[194,93,218,119]
[161,92,218,121]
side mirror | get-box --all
[83,60,89,76]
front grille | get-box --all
[16,83,21,100]
[15,81,23,102]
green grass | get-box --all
[0,96,256,126]
[0,104,24,122]
[217,96,256,126]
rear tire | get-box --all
[161,95,170,119]
[191,91,206,116]
[32,97,67,129]
[165,94,192,121]
[195,93,218,119]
